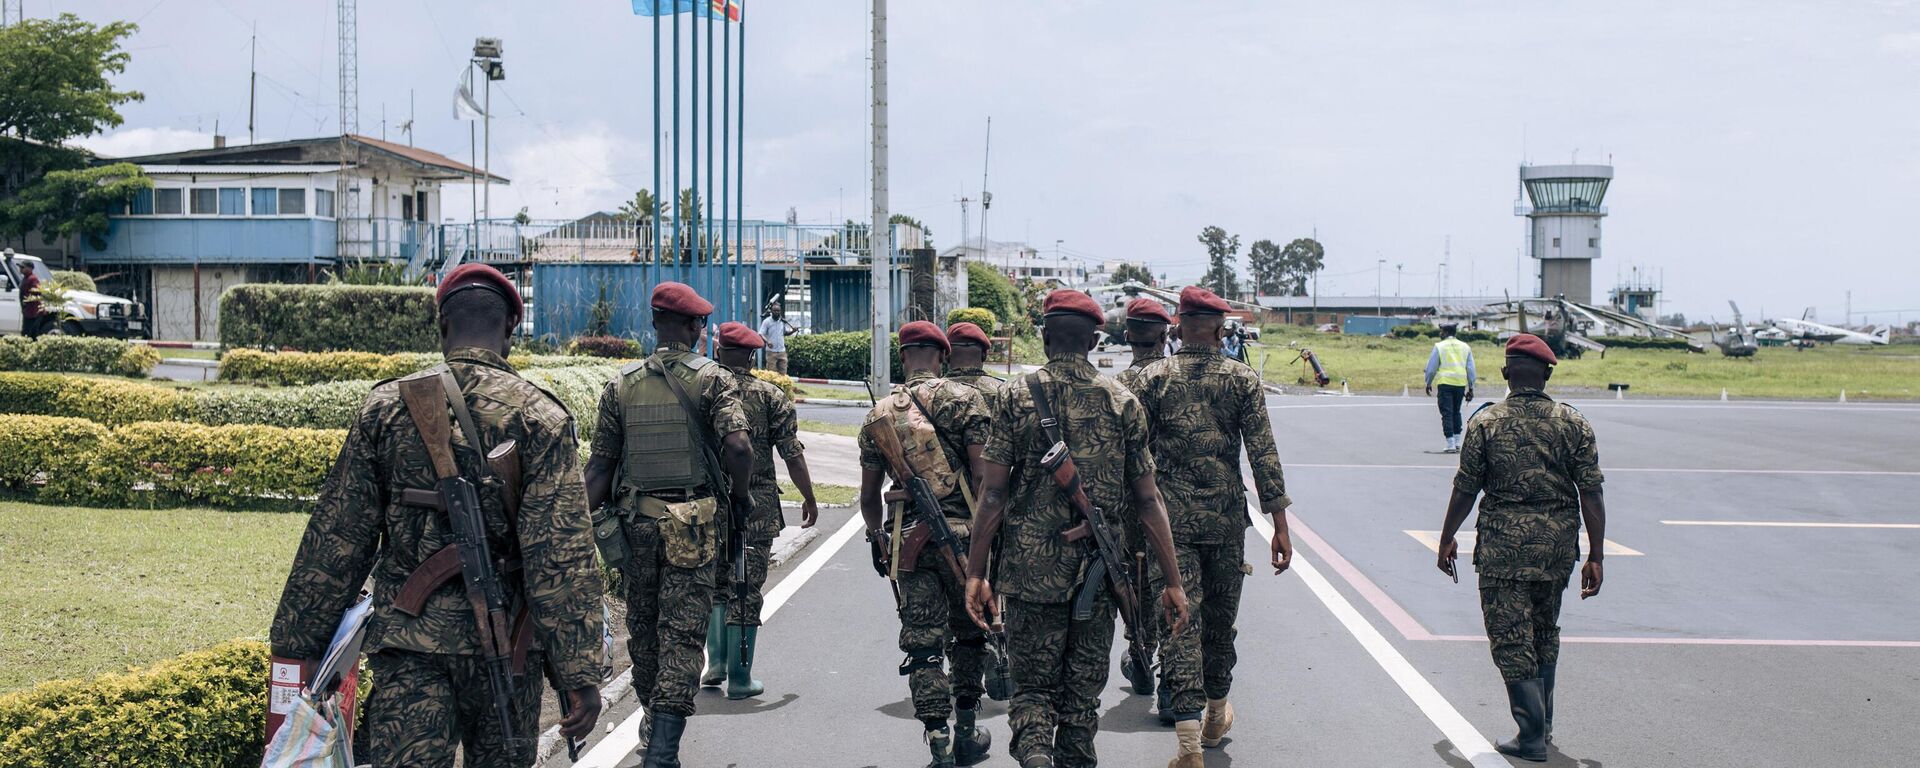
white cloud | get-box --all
[1880,31,1920,57]
[72,127,216,158]
[490,123,645,222]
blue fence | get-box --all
[531,262,771,346]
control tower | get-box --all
[1517,163,1612,303]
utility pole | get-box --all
[248,24,257,145]
[869,0,892,394]
[1376,258,1385,317]
[1396,263,1404,297]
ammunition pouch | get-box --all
[899,646,944,675]
[591,502,631,569]
[637,494,719,569]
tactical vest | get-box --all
[1434,337,1472,388]
[617,356,714,493]
[863,383,960,500]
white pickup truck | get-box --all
[1,250,148,338]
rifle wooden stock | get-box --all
[863,419,970,582]
[487,440,520,517]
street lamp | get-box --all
[471,38,504,226]
[1376,258,1385,317]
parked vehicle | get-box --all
[0,250,149,338]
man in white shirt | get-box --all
[757,302,795,374]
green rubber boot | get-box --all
[725,624,765,699]
[700,604,726,687]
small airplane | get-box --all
[1768,310,1890,345]
[1710,301,1758,358]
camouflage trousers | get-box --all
[1005,593,1116,768]
[620,516,715,718]
[711,536,773,626]
[896,540,986,723]
[1479,574,1567,682]
[1159,540,1248,714]
[364,649,545,768]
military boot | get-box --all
[925,725,957,768]
[641,711,688,768]
[1201,698,1234,747]
[954,703,992,766]
[725,624,765,699]
[1495,678,1549,762]
[635,710,652,751]
[700,604,727,687]
[1167,719,1204,768]
[1121,652,1155,696]
[1539,663,1557,742]
[1018,756,1054,768]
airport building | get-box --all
[1517,163,1612,304]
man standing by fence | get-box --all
[758,301,795,374]
[1424,323,1477,453]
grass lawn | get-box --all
[793,384,871,401]
[0,502,307,694]
[779,481,859,506]
[148,347,220,361]
[1252,330,1920,400]
[798,419,861,437]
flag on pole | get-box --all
[453,83,486,120]
[631,0,740,20]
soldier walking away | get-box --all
[963,290,1192,768]
[860,320,995,767]
[1130,286,1293,767]
[943,320,1007,413]
[1435,333,1608,763]
[700,321,820,699]
[1424,322,1477,453]
[270,263,606,767]
[584,282,755,767]
[1111,297,1172,703]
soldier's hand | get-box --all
[1437,537,1458,579]
[965,577,997,632]
[559,686,602,741]
[800,499,819,529]
[1269,525,1294,575]
[1466,388,1475,402]
[1580,559,1603,599]
[1425,384,1433,397]
[1161,585,1192,636]
[866,530,890,578]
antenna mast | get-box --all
[1,1,21,27]
[980,116,994,274]
[337,0,360,263]
[248,24,257,144]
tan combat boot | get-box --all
[1167,719,1204,768]
[1202,698,1234,747]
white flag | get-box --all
[453,83,486,121]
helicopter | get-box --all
[1710,301,1758,358]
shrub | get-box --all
[220,283,439,353]
[0,415,342,509]
[1592,335,1694,351]
[0,415,112,503]
[787,331,902,382]
[219,348,436,386]
[751,368,796,397]
[965,261,1026,334]
[566,335,642,359]
[0,336,27,370]
[1388,324,1496,344]
[0,639,268,768]
[0,373,188,425]
[523,365,618,437]
[188,380,374,430]
[0,335,156,376]
[48,269,97,293]
[946,307,998,336]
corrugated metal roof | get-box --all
[138,164,345,175]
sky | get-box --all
[40,0,1920,324]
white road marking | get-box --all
[1404,529,1644,556]
[1250,508,1510,768]
[1662,520,1920,529]
[573,514,866,767]
[1264,400,1920,414]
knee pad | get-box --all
[900,646,944,675]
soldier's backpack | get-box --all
[862,383,961,501]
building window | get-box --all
[1588,237,1598,248]
[153,188,184,215]
[1551,237,1561,248]
[190,188,218,215]
[314,189,336,218]
[415,190,428,221]
[279,188,306,215]
[129,189,154,215]
[219,188,246,216]
[251,188,279,216]
[401,193,414,222]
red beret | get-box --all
[716,321,765,350]
[1505,333,1558,365]
[1125,297,1172,324]
[1041,290,1104,324]
[946,321,991,348]
[650,281,714,317]
[899,320,951,352]
[1178,286,1231,315]
[436,264,524,325]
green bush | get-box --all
[523,365,619,437]
[0,639,267,768]
[219,348,437,386]
[0,336,156,376]
[1591,335,1694,350]
[566,335,641,358]
[751,368,796,397]
[0,415,113,503]
[188,380,374,430]
[220,283,439,353]
[946,307,999,336]
[0,414,343,509]
[0,373,188,425]
[787,331,902,382]
[966,262,1027,335]
[1388,324,1496,344]
[48,270,96,293]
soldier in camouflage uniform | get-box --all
[1111,297,1173,701]
[584,282,755,768]
[700,321,820,699]
[944,320,1006,413]
[1436,333,1608,763]
[1129,287,1292,766]
[271,264,605,767]
[859,320,994,768]
[963,290,1192,768]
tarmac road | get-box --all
[550,393,1920,767]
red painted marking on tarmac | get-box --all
[1287,511,1436,641]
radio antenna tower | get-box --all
[337,0,360,262]
[1,1,23,27]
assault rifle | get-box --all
[1039,436,1155,696]
[863,418,970,582]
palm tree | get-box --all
[617,188,656,224]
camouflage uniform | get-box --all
[719,364,806,626]
[983,353,1156,767]
[1453,389,1603,681]
[591,341,750,718]
[946,366,1008,415]
[271,347,606,767]
[1132,346,1289,716]
[858,371,991,724]
[1113,350,1167,669]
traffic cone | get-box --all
[1403,384,1410,397]
[1342,381,1351,397]
[1839,390,1847,403]
[1720,388,1728,402]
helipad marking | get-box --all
[1404,530,1643,556]
[1662,520,1920,529]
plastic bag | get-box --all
[259,695,353,768]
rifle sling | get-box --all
[1024,372,1068,449]
[905,386,976,514]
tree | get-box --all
[965,260,1027,335]
[1247,239,1284,296]
[1277,237,1326,296]
[889,213,933,250]
[1109,262,1155,287]
[0,162,150,250]
[616,188,656,223]
[0,15,143,147]
[1197,226,1241,298]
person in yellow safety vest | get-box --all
[1424,323,1477,453]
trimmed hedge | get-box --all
[567,335,641,358]
[946,307,998,335]
[0,373,186,425]
[219,349,624,386]
[0,415,342,509]
[0,335,157,376]
[220,283,439,353]
[0,639,267,768]
[1591,335,1695,351]
[752,368,796,397]
[787,331,903,382]
[1388,324,1498,343]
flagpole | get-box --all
[705,1,715,280]
[720,2,732,321]
[672,3,681,277]
[737,1,747,324]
